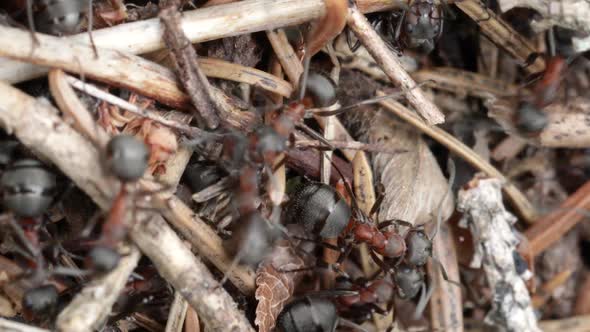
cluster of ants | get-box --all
[0,0,575,331]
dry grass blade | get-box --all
[199,57,293,97]
[378,94,539,223]
[254,242,308,332]
[0,26,254,129]
[524,180,590,256]
[185,306,201,332]
[0,0,327,84]
[412,67,520,99]
[347,6,445,125]
[539,315,590,332]
[428,222,462,332]
[266,29,303,86]
[370,112,454,226]
[455,0,545,74]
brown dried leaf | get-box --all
[369,111,454,226]
[254,241,307,332]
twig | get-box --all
[531,269,573,308]
[457,176,539,332]
[131,214,253,331]
[160,3,222,129]
[185,306,201,332]
[539,315,590,332]
[166,292,189,332]
[378,95,539,223]
[294,139,406,154]
[347,6,445,125]
[306,0,348,57]
[524,180,590,256]
[0,25,254,129]
[0,318,49,332]
[0,0,327,84]
[0,82,254,331]
[266,29,303,86]
[455,0,544,74]
[428,222,463,332]
[64,73,208,139]
[56,245,141,332]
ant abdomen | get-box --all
[224,212,280,266]
[276,296,339,332]
[285,182,351,239]
[105,135,149,182]
[304,73,337,108]
[394,264,423,299]
[1,158,56,218]
[22,284,59,319]
[85,245,121,273]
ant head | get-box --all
[368,279,395,304]
[304,73,337,108]
[22,284,58,319]
[381,231,406,258]
[1,159,56,218]
[394,264,423,299]
[105,135,149,182]
[36,0,89,35]
[515,102,548,135]
[404,230,432,266]
[225,212,279,266]
[86,246,121,273]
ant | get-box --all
[85,134,150,273]
[349,0,450,54]
[333,275,395,322]
[0,158,82,321]
[276,294,369,332]
[25,0,98,55]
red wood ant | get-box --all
[333,275,395,322]
[85,134,150,273]
[349,0,449,54]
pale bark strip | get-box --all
[346,7,445,125]
[0,0,326,84]
[457,177,539,332]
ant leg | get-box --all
[26,0,40,49]
[87,0,98,58]
[346,27,362,52]
[431,257,461,287]
[338,318,370,332]
[440,0,456,20]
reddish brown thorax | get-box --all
[534,55,567,108]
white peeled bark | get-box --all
[457,177,540,332]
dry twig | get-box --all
[347,6,445,125]
[0,0,327,84]
[160,2,222,128]
[455,0,545,73]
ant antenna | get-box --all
[26,0,39,47]
[430,157,455,240]
[87,0,98,58]
[313,81,433,117]
[298,54,312,101]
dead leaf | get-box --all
[254,241,308,332]
[368,111,454,226]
